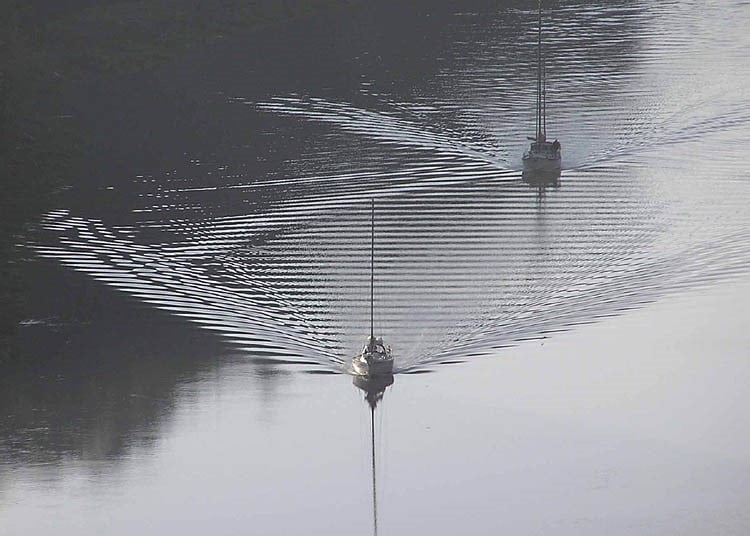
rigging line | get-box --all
[370,198,375,340]
[543,55,547,136]
[537,0,542,140]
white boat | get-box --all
[352,335,393,377]
[523,0,561,177]
[352,199,394,377]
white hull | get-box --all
[352,352,394,377]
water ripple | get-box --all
[31,0,750,374]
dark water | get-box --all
[3,1,750,534]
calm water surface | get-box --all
[3,1,750,534]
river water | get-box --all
[3,1,750,534]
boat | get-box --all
[523,0,561,177]
[351,199,394,377]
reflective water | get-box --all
[3,1,750,534]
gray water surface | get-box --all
[3,1,750,534]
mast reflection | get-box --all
[354,374,394,536]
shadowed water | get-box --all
[3,1,750,534]
[31,1,750,371]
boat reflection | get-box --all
[523,168,561,201]
[522,168,560,189]
[353,373,393,410]
[353,373,393,536]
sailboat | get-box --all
[352,199,394,377]
[522,0,561,176]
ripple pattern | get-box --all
[32,0,750,373]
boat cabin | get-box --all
[527,139,561,158]
[363,336,388,357]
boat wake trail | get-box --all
[30,0,750,373]
[253,96,509,169]
[35,210,343,367]
[33,153,750,373]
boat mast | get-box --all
[370,198,375,341]
[542,53,547,138]
[536,0,543,141]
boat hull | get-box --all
[522,154,561,174]
[522,162,561,187]
[352,353,394,377]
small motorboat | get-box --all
[352,199,394,378]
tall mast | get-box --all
[542,55,547,137]
[536,0,543,141]
[370,198,375,340]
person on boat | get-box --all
[552,139,560,153]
